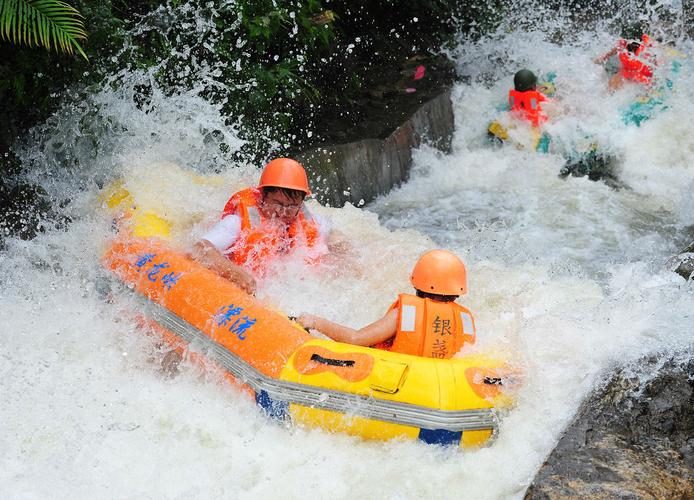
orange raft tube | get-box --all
[103,236,516,448]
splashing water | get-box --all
[2,4,694,499]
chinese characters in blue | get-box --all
[135,253,183,291]
[215,304,257,340]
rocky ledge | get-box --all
[298,88,454,207]
[525,354,694,499]
[672,241,694,281]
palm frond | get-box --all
[0,0,88,60]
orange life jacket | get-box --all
[221,187,320,274]
[374,294,476,359]
[618,35,654,84]
[508,89,547,127]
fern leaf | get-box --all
[0,0,88,60]
[2,0,17,42]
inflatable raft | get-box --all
[100,178,516,448]
[486,74,623,186]
[621,57,682,126]
[487,72,556,153]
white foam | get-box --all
[2,11,694,500]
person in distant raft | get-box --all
[193,158,339,295]
[297,250,476,359]
[508,69,549,127]
[595,34,656,90]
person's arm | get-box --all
[311,213,362,275]
[192,214,256,294]
[594,45,619,64]
[297,309,398,346]
[311,213,351,255]
[191,240,256,295]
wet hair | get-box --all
[261,186,306,203]
[626,41,642,54]
[415,289,459,302]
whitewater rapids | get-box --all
[2,18,693,500]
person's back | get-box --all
[618,35,654,84]
[594,30,657,90]
[298,249,477,360]
[375,291,475,359]
[508,69,547,127]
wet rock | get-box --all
[525,354,694,499]
[298,89,454,207]
[673,241,694,281]
[307,53,456,147]
[559,151,628,190]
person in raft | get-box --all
[192,157,337,295]
[508,69,549,128]
[297,249,476,359]
[594,34,656,90]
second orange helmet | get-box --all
[258,158,311,195]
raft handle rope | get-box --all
[310,353,356,367]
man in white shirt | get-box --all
[192,158,336,295]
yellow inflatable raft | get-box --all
[100,179,517,448]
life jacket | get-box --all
[374,294,476,359]
[618,35,654,84]
[221,187,320,274]
[508,89,547,127]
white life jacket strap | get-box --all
[400,304,417,332]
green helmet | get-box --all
[513,69,537,92]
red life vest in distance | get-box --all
[508,89,547,127]
[221,187,321,274]
[374,294,476,359]
[618,35,654,84]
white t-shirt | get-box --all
[202,211,331,252]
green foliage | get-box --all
[118,0,336,158]
[0,0,88,59]
[0,0,130,176]
[1,0,501,174]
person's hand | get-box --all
[224,267,256,295]
[297,313,319,330]
[237,273,257,296]
[237,271,257,296]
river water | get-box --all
[1,5,693,499]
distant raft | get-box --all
[487,72,556,153]
[486,73,622,187]
[102,235,517,448]
[621,49,684,127]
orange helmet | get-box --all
[258,158,310,195]
[410,249,467,295]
